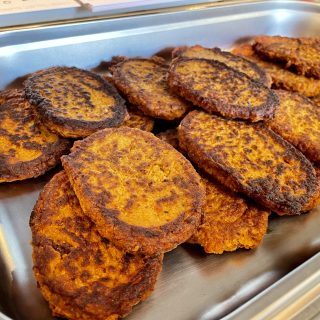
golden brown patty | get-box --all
[0,89,71,183]
[268,90,320,163]
[30,171,163,320]
[172,45,271,87]
[253,36,320,79]
[189,175,269,254]
[110,58,190,120]
[179,110,317,215]
[232,44,320,97]
[61,127,205,256]
[168,58,278,122]
[122,105,154,132]
[24,67,127,138]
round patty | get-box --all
[61,127,205,256]
[0,89,71,183]
[110,58,190,120]
[178,110,317,215]
[24,67,127,138]
[168,58,278,122]
[30,171,163,320]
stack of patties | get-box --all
[232,35,320,98]
[105,51,271,254]
[0,66,128,183]
[31,127,205,319]
[160,39,319,252]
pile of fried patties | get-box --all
[0,35,319,320]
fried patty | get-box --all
[0,89,71,183]
[122,105,154,132]
[168,58,278,122]
[61,127,205,256]
[24,67,127,138]
[30,171,163,320]
[189,175,269,254]
[178,110,317,215]
[232,44,320,97]
[172,45,271,87]
[268,90,320,163]
[253,35,320,79]
[110,58,190,120]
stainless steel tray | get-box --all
[0,1,319,319]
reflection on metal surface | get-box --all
[0,1,320,319]
[225,253,320,320]
[201,271,278,320]
[0,225,15,275]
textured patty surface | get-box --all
[0,89,71,183]
[156,128,269,253]
[232,44,320,97]
[268,90,320,163]
[24,67,127,138]
[172,45,271,86]
[179,110,317,215]
[168,58,278,121]
[312,95,320,107]
[30,171,163,320]
[156,128,181,152]
[254,36,320,79]
[122,105,154,132]
[62,127,205,256]
[110,58,190,120]
[189,175,269,254]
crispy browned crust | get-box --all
[312,95,320,107]
[24,67,127,138]
[268,90,320,163]
[122,105,154,132]
[110,58,190,120]
[253,36,320,79]
[178,110,317,215]
[303,166,320,212]
[61,127,205,256]
[30,171,163,320]
[0,89,71,183]
[232,43,320,97]
[168,58,278,122]
[189,175,269,254]
[172,45,272,87]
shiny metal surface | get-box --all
[0,1,319,319]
